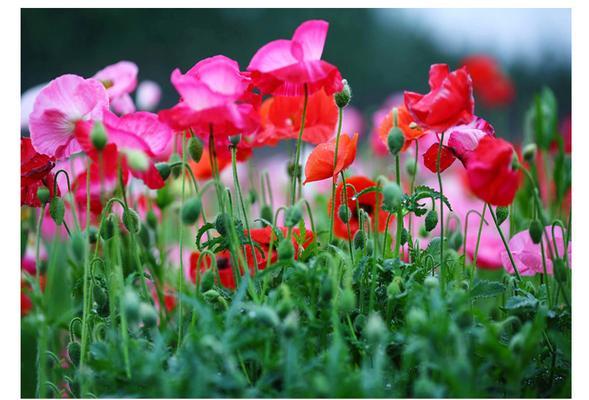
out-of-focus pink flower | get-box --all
[159,55,259,139]
[248,20,343,97]
[342,106,363,137]
[110,94,136,115]
[136,80,162,111]
[29,75,109,159]
[501,227,571,276]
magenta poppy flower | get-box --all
[29,74,109,159]
[94,61,139,115]
[159,55,259,138]
[501,227,571,276]
[247,20,343,97]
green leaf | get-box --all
[504,295,539,311]
[470,280,506,299]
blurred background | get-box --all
[21,8,571,141]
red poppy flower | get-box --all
[466,136,521,206]
[329,176,388,240]
[255,88,339,146]
[21,138,59,207]
[377,105,424,151]
[248,20,343,97]
[304,132,358,184]
[461,55,515,107]
[404,64,474,132]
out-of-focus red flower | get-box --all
[329,176,388,240]
[21,138,59,207]
[255,88,338,146]
[551,115,572,154]
[248,20,343,97]
[461,55,515,107]
[466,136,521,206]
[404,64,474,132]
[377,105,424,152]
[304,133,358,184]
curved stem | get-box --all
[488,204,522,281]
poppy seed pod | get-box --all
[187,137,204,162]
[155,162,171,181]
[181,197,202,225]
[382,182,403,212]
[277,239,295,261]
[334,79,351,108]
[338,204,351,223]
[229,134,241,147]
[260,204,274,226]
[200,268,215,292]
[522,143,537,163]
[425,209,438,232]
[285,204,302,227]
[37,186,50,205]
[528,220,543,244]
[215,213,231,236]
[495,206,509,226]
[49,197,65,225]
[90,121,108,150]
[123,208,141,234]
[387,127,405,155]
[100,214,117,241]
[353,230,366,250]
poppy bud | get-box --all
[364,313,386,344]
[138,223,150,247]
[449,230,463,250]
[277,239,295,261]
[215,213,231,236]
[49,197,65,225]
[419,225,429,238]
[169,153,182,178]
[37,186,50,205]
[67,341,81,366]
[123,208,141,234]
[554,258,568,283]
[123,288,140,322]
[425,209,438,232]
[400,228,409,246]
[528,220,543,244]
[365,239,374,256]
[353,230,366,250]
[387,278,402,299]
[88,226,99,245]
[90,122,108,150]
[282,311,299,338]
[100,214,117,241]
[496,206,509,226]
[187,137,204,162]
[260,204,274,226]
[522,143,537,163]
[155,162,171,181]
[382,182,403,212]
[406,159,417,176]
[200,268,215,292]
[229,134,241,147]
[285,204,302,227]
[387,127,405,156]
[156,186,174,210]
[511,151,520,171]
[339,288,356,314]
[287,162,301,179]
[338,204,351,223]
[126,149,149,172]
[146,209,158,230]
[139,302,158,328]
[353,313,366,332]
[203,289,220,302]
[248,190,257,205]
[92,285,108,308]
[181,197,202,225]
[334,79,352,108]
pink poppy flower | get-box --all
[247,20,343,97]
[159,55,260,139]
[501,227,571,276]
[94,61,138,100]
[136,80,162,111]
[110,94,136,115]
[29,75,109,159]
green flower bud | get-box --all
[387,127,405,155]
[37,186,50,205]
[90,122,108,150]
[364,313,386,343]
[215,213,231,236]
[405,159,417,176]
[248,189,257,205]
[365,239,374,256]
[554,258,568,283]
[382,182,403,212]
[353,230,366,250]
[187,137,204,162]
[156,186,174,209]
[282,311,299,338]
[285,203,302,227]
[424,275,439,289]
[181,197,202,225]
[138,223,150,247]
[287,162,301,179]
[277,239,295,261]
[123,208,141,234]
[400,228,409,246]
[126,149,149,172]
[88,226,99,245]
[169,153,182,178]
[449,230,463,250]
[387,277,402,299]
[139,302,158,328]
[67,341,81,366]
[229,134,241,147]
[419,225,429,238]
[425,209,438,232]
[49,197,65,225]
[339,288,356,314]
[71,233,86,263]
[338,204,351,223]
[146,209,158,230]
[522,143,537,163]
[496,206,509,226]
[320,277,333,302]
[203,289,220,302]
[92,285,108,308]
[260,204,274,226]
[334,79,352,108]
[200,268,215,292]
[99,214,117,241]
[155,162,171,181]
[123,288,141,322]
[528,220,543,244]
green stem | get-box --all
[488,205,522,281]
[329,105,344,243]
[435,132,446,291]
[177,133,187,348]
[472,203,488,267]
[290,84,309,207]
[393,153,404,258]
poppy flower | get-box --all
[466,136,521,206]
[159,55,260,139]
[461,55,515,107]
[329,176,388,240]
[304,132,358,184]
[404,64,474,132]
[501,227,571,276]
[29,74,109,159]
[21,138,59,207]
[255,88,338,146]
[94,61,139,115]
[377,105,424,151]
[371,94,404,156]
[248,20,343,97]
[136,80,162,112]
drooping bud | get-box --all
[67,342,81,366]
[260,204,274,226]
[99,214,117,241]
[528,220,543,244]
[155,162,171,181]
[90,121,108,150]
[181,197,202,225]
[496,206,509,226]
[553,258,568,283]
[387,277,402,299]
[424,275,439,289]
[338,204,351,223]
[353,230,366,250]
[37,186,50,205]
[169,153,182,178]
[387,127,405,155]
[285,203,302,227]
[187,137,204,162]
[200,268,215,292]
[126,149,149,172]
[215,213,231,236]
[448,230,463,250]
[339,287,356,314]
[123,208,141,234]
[277,239,295,261]
[382,182,403,212]
[334,79,352,108]
[248,189,257,205]
[425,209,438,232]
[511,151,520,170]
[522,143,537,163]
[88,226,99,245]
[49,197,65,225]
